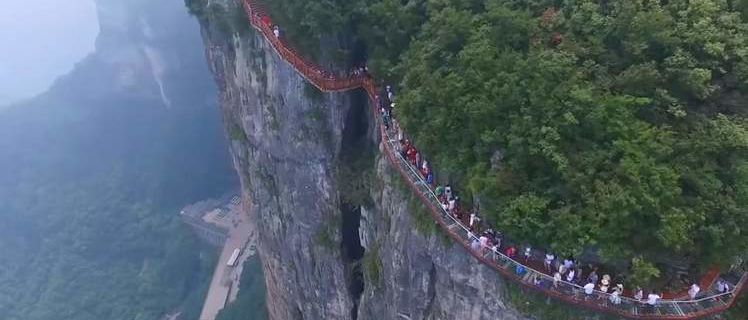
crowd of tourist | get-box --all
[377,83,731,309]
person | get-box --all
[491,231,501,251]
[273,25,280,38]
[448,197,456,213]
[634,287,644,301]
[381,107,391,129]
[491,243,500,260]
[524,246,532,262]
[615,283,624,296]
[563,258,574,271]
[583,282,595,295]
[553,272,562,288]
[688,283,700,299]
[421,160,429,175]
[444,184,452,200]
[566,268,576,282]
[471,238,481,252]
[544,253,555,273]
[435,185,445,199]
[609,287,622,305]
[396,122,404,141]
[400,140,409,159]
[600,274,611,293]
[440,200,449,212]
[647,292,661,306]
[469,211,480,229]
[587,268,599,285]
[515,264,526,276]
[505,246,517,258]
[717,280,730,293]
[533,273,542,287]
[479,235,489,252]
[261,15,271,27]
[575,267,584,284]
[425,170,434,185]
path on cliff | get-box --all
[237,1,747,319]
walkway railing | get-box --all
[239,0,747,318]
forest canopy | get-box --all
[261,0,748,277]
[393,0,748,270]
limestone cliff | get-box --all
[196,1,530,319]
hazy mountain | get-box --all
[0,0,236,319]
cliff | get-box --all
[196,1,530,319]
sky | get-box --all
[0,0,99,107]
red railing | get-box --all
[239,1,747,318]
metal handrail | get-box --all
[383,126,740,304]
[380,122,747,318]
[238,0,747,317]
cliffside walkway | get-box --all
[241,1,747,318]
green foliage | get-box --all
[338,149,376,208]
[184,0,206,19]
[408,194,437,235]
[361,244,383,288]
[314,226,337,250]
[386,0,748,279]
[727,292,748,320]
[314,214,341,252]
[304,82,325,102]
[228,120,247,141]
[505,281,618,320]
[628,257,662,288]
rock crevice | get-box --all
[196,1,531,319]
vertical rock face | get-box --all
[358,158,528,320]
[197,1,530,319]
[200,3,356,319]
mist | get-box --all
[0,0,98,107]
[0,0,241,319]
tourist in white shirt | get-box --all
[273,25,280,38]
[523,246,532,262]
[647,292,661,306]
[717,280,730,293]
[583,282,595,295]
[634,287,644,301]
[553,272,562,288]
[688,283,700,299]
[544,253,555,273]
[469,212,480,229]
[563,258,574,270]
